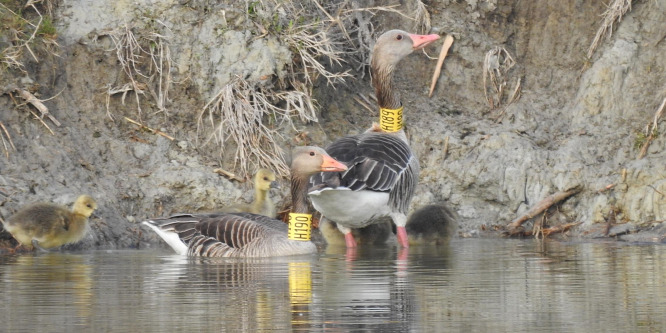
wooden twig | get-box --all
[357,93,374,107]
[512,222,582,237]
[597,183,616,193]
[637,96,666,159]
[648,185,665,197]
[429,35,454,97]
[124,117,174,141]
[0,121,16,157]
[213,168,245,182]
[13,88,61,126]
[508,187,582,229]
[353,96,374,114]
[442,135,449,161]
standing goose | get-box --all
[222,168,279,218]
[309,30,440,249]
[143,146,347,258]
[2,195,97,251]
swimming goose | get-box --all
[2,195,97,251]
[222,168,279,218]
[309,30,440,249]
[143,146,347,258]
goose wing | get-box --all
[310,132,419,212]
[148,213,287,257]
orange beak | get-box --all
[320,155,348,172]
[409,33,440,50]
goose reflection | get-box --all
[144,255,316,331]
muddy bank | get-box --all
[0,0,665,250]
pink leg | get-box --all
[344,232,357,248]
[396,226,409,248]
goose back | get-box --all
[144,213,316,258]
[310,132,419,214]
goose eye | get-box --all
[309,151,315,156]
[86,204,92,208]
[263,177,269,181]
[396,34,403,41]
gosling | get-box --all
[222,168,279,218]
[2,195,98,251]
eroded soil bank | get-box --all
[0,0,665,250]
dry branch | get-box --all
[13,88,61,127]
[508,187,582,229]
[124,117,174,141]
[509,222,582,237]
[637,96,666,159]
[429,35,454,97]
[442,135,449,161]
[213,168,245,183]
[0,121,16,158]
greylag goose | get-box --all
[2,195,97,251]
[309,30,440,249]
[143,146,347,258]
[222,168,279,218]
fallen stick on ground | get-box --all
[14,88,61,127]
[510,222,582,237]
[213,168,245,182]
[429,35,454,98]
[124,117,174,141]
[508,187,582,229]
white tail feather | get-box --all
[142,221,188,255]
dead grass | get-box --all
[483,46,520,114]
[198,76,318,177]
[97,23,172,120]
[587,0,633,59]
[198,0,417,177]
[412,0,431,35]
[0,0,60,73]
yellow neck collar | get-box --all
[288,213,312,241]
[378,106,403,132]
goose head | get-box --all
[72,195,97,218]
[290,146,347,178]
[371,30,440,70]
[255,168,279,191]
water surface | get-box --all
[1,239,665,332]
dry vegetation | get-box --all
[1,0,61,157]
[482,46,521,119]
[587,0,633,59]
[197,0,418,177]
[95,23,173,120]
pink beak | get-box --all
[408,33,440,50]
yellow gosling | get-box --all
[223,168,279,218]
[2,195,97,251]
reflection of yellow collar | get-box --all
[288,213,312,241]
[379,106,404,132]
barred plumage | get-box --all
[143,147,347,258]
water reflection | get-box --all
[0,240,665,332]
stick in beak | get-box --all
[409,33,441,50]
[320,154,348,172]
